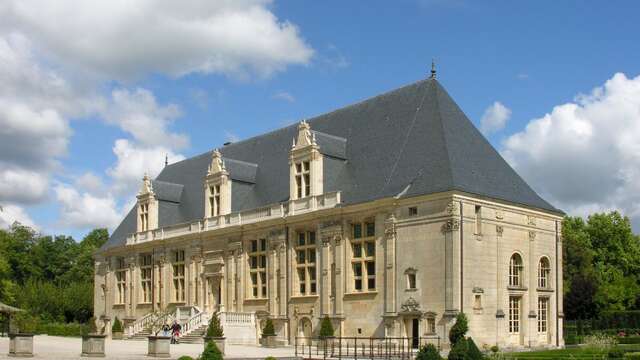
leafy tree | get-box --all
[319,316,334,338]
[201,340,223,360]
[416,343,442,360]
[262,318,275,336]
[206,312,224,338]
[447,338,482,360]
[448,313,468,346]
[112,317,123,333]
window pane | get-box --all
[353,263,362,277]
[353,244,362,258]
[366,261,375,276]
[366,242,375,257]
[308,250,316,263]
[297,250,306,264]
[308,231,316,244]
[296,163,301,173]
[353,224,362,239]
[309,267,316,281]
[260,255,267,268]
[303,161,309,171]
[251,240,258,252]
[298,232,306,246]
[310,282,317,294]
[355,279,362,291]
[260,239,266,251]
[251,273,257,285]
[250,256,258,269]
[366,222,375,237]
[368,278,376,289]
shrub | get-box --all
[448,338,483,360]
[82,316,98,335]
[265,357,277,360]
[319,317,334,338]
[416,343,442,360]
[11,312,38,334]
[177,356,194,360]
[584,333,617,349]
[619,336,640,344]
[206,312,224,338]
[35,321,85,337]
[112,316,123,333]
[490,345,499,353]
[449,313,469,346]
[262,318,275,337]
[609,348,625,359]
[201,340,223,360]
[624,353,640,360]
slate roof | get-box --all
[102,78,560,251]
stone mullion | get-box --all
[269,243,278,315]
[321,235,331,315]
[528,229,536,344]
[127,256,136,316]
[277,242,286,317]
[556,222,564,346]
[495,225,506,347]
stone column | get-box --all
[384,213,397,315]
[235,243,244,312]
[556,221,564,347]
[528,229,537,347]
[127,255,137,316]
[442,200,461,343]
[269,240,278,315]
[277,242,287,317]
[495,225,506,347]
[321,233,331,315]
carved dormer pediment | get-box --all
[292,120,317,151]
[139,173,154,197]
[289,121,323,200]
[208,149,227,176]
[136,173,158,232]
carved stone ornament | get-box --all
[400,297,421,313]
[139,173,154,195]
[292,120,316,150]
[495,210,504,220]
[384,213,396,238]
[529,231,536,241]
[208,149,226,175]
[446,201,458,215]
[472,286,484,294]
[527,216,537,226]
[496,225,504,236]
[320,220,341,229]
[441,219,460,233]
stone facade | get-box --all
[94,192,563,349]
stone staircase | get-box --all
[178,324,208,344]
[127,327,153,341]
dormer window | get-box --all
[290,121,323,200]
[295,160,311,198]
[205,149,231,217]
[136,173,158,232]
[209,185,221,217]
[139,203,149,231]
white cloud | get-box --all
[75,172,105,195]
[0,203,37,229]
[102,88,188,149]
[108,139,186,195]
[54,183,121,230]
[317,43,349,70]
[517,73,529,80]
[503,73,640,228]
[272,91,295,102]
[0,168,49,204]
[0,0,314,80]
[224,131,240,143]
[480,101,511,135]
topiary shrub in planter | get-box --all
[177,356,194,360]
[201,341,223,360]
[111,317,123,340]
[319,316,334,338]
[416,343,442,360]
[203,312,225,355]
[447,338,483,360]
[448,313,468,347]
[81,317,107,358]
[9,312,37,358]
[260,319,277,348]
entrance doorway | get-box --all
[411,318,419,349]
[298,318,312,345]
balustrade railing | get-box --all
[294,336,441,360]
[182,311,210,337]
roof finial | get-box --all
[430,59,436,79]
[164,154,168,167]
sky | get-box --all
[1,0,640,240]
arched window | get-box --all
[538,257,551,288]
[509,253,523,287]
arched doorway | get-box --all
[298,318,312,345]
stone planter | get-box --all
[147,336,171,358]
[203,336,226,355]
[260,335,278,348]
[8,333,34,358]
[81,334,107,357]
[111,331,123,340]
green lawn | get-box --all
[503,344,640,359]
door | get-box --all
[298,318,312,345]
[412,319,420,349]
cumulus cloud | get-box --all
[0,0,314,80]
[272,91,295,102]
[0,168,49,204]
[54,183,122,230]
[0,203,37,229]
[503,73,640,228]
[480,101,511,135]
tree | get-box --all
[416,343,442,360]
[319,316,334,338]
[201,340,223,360]
[206,312,224,338]
[448,313,468,346]
[262,318,275,336]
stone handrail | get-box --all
[182,311,210,337]
[127,311,175,337]
[126,191,341,245]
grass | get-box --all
[502,344,640,359]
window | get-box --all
[407,273,417,290]
[249,239,267,298]
[509,296,521,334]
[538,297,549,333]
[538,257,551,288]
[294,161,311,198]
[173,250,185,302]
[115,258,127,304]
[474,294,482,309]
[209,185,221,217]
[140,254,152,303]
[295,231,316,295]
[352,221,376,291]
[509,253,524,287]
[426,318,436,334]
[140,203,149,231]
[408,207,418,217]
[474,205,482,235]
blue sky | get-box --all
[1,1,639,239]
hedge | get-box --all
[35,322,86,337]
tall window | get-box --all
[509,253,523,287]
[294,161,310,198]
[140,203,149,231]
[295,231,316,295]
[209,185,220,217]
[140,254,152,303]
[538,257,551,288]
[173,250,185,302]
[352,221,376,291]
[115,258,126,304]
[474,205,482,235]
[538,297,549,333]
[509,296,521,334]
[249,239,267,298]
